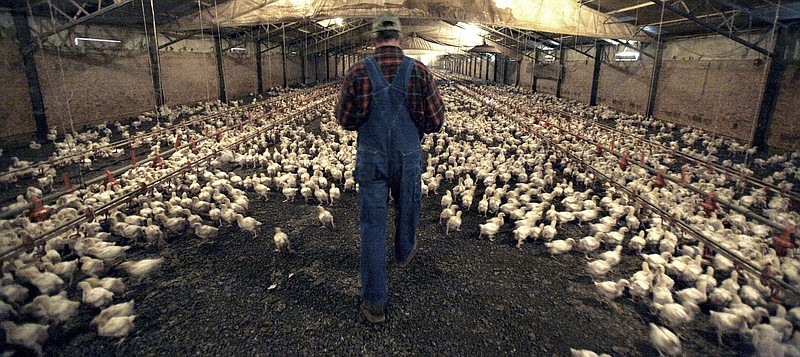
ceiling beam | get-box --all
[606,1,655,15]
[477,25,544,60]
[649,0,772,56]
[158,30,202,50]
[710,0,787,28]
[34,0,132,41]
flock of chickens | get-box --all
[0,76,798,356]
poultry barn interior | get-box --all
[1,0,800,355]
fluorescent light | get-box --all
[548,40,561,46]
[603,38,620,45]
[614,51,640,62]
[74,37,121,46]
[230,47,247,51]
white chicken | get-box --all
[273,227,292,253]
[317,206,335,229]
[91,300,135,326]
[77,281,114,308]
[235,213,262,237]
[79,256,105,277]
[478,221,500,241]
[20,291,79,324]
[446,211,463,235]
[594,278,629,302]
[98,315,136,338]
[577,235,601,254]
[545,238,575,255]
[1,321,48,356]
[119,258,164,281]
[514,224,532,250]
[709,310,748,346]
[587,259,613,279]
[649,323,681,357]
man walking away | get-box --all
[335,12,445,323]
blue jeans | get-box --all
[357,147,421,306]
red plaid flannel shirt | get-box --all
[335,46,445,134]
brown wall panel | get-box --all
[561,60,592,103]
[597,60,652,115]
[222,54,257,99]
[653,60,762,141]
[537,78,558,96]
[161,51,218,106]
[37,50,155,132]
[0,38,34,139]
[768,62,800,151]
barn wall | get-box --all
[37,49,155,132]
[222,52,257,99]
[653,59,761,141]
[285,55,303,85]
[517,58,534,89]
[0,36,34,139]
[161,51,218,106]
[769,61,800,151]
[561,59,592,103]
[597,55,653,116]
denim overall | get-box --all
[356,56,422,306]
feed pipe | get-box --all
[544,105,800,204]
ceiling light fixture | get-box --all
[73,37,121,46]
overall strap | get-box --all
[363,57,388,91]
[390,56,415,95]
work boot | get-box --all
[361,301,385,323]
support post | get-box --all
[646,41,664,118]
[314,53,319,83]
[281,26,287,88]
[333,55,339,79]
[325,44,330,81]
[214,35,227,102]
[301,50,306,85]
[503,55,510,84]
[532,49,539,92]
[11,4,47,140]
[484,54,490,80]
[556,46,565,98]
[590,43,604,106]
[752,26,788,150]
[142,0,164,108]
[255,39,263,93]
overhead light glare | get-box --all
[74,37,121,46]
[614,51,640,62]
[230,47,247,51]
